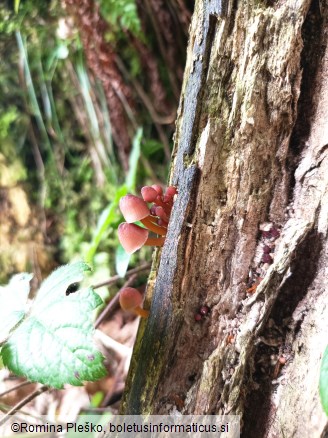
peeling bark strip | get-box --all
[120,0,328,436]
[171,0,227,167]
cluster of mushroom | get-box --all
[117,185,177,318]
[118,185,177,254]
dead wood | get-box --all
[118,1,328,437]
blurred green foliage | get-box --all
[0,107,18,140]
[99,0,141,37]
[0,0,171,283]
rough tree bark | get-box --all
[118,0,328,436]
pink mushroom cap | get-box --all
[141,186,158,203]
[165,186,177,198]
[119,287,143,311]
[119,194,150,223]
[118,222,148,254]
[155,206,168,221]
[151,184,163,196]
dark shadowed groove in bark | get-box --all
[241,3,327,434]
[287,0,325,202]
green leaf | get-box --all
[115,245,131,277]
[14,0,21,14]
[0,273,33,344]
[141,139,163,158]
[320,346,328,415]
[1,263,106,389]
[90,391,104,408]
[99,0,141,36]
[125,127,142,191]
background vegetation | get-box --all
[0,0,193,285]
[0,0,193,421]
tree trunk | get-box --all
[119,0,328,436]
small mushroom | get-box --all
[154,195,172,215]
[141,186,158,202]
[199,305,210,316]
[154,206,169,222]
[163,186,177,204]
[262,253,273,264]
[118,223,165,254]
[151,184,163,196]
[263,245,271,254]
[119,194,167,235]
[119,287,149,318]
[270,227,280,238]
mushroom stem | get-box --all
[157,218,168,227]
[133,306,150,318]
[141,216,167,236]
[145,236,166,246]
